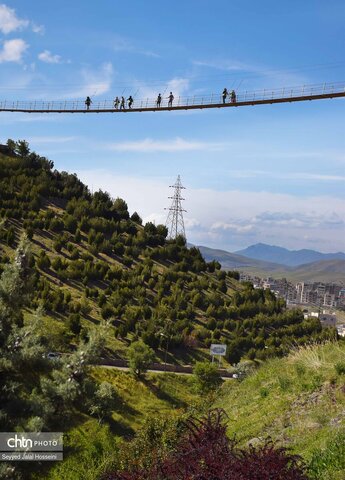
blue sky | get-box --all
[0,1,345,253]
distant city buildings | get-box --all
[239,273,345,308]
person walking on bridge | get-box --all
[156,93,162,108]
[222,88,228,104]
[114,96,120,109]
[127,95,134,109]
[230,90,236,103]
[168,92,174,107]
[85,96,92,110]
[120,96,125,110]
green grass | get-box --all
[214,341,345,478]
[308,430,345,479]
[32,369,199,480]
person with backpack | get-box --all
[85,96,92,110]
[120,96,125,110]
[114,96,120,109]
[222,88,228,104]
[231,90,236,103]
[156,93,162,108]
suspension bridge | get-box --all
[0,82,344,114]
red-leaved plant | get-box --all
[103,409,308,480]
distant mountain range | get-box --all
[235,243,345,267]
[197,244,345,284]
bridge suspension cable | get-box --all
[0,82,344,114]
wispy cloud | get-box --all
[0,38,28,63]
[0,112,67,124]
[193,59,250,72]
[192,58,309,88]
[63,62,113,98]
[38,50,62,64]
[28,136,78,144]
[104,137,226,153]
[32,23,45,35]
[230,170,345,182]
[111,35,160,58]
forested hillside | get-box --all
[0,140,342,480]
[0,140,335,364]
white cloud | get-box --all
[0,38,28,63]
[124,76,190,104]
[32,23,45,35]
[211,222,255,234]
[165,77,190,98]
[105,137,226,153]
[0,4,44,36]
[0,4,28,34]
[28,136,78,144]
[72,170,345,253]
[38,50,62,64]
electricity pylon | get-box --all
[165,175,186,240]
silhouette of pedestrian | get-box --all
[127,95,134,109]
[114,96,120,109]
[120,96,125,110]
[85,96,92,110]
[230,90,236,103]
[156,93,162,108]
[222,88,228,104]
[168,92,174,107]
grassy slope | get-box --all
[214,341,345,479]
[37,343,345,480]
[32,369,199,480]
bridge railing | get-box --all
[0,82,344,111]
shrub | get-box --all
[101,304,114,320]
[260,387,269,398]
[193,361,222,393]
[127,340,155,377]
[36,251,51,270]
[68,313,81,335]
[102,409,308,480]
[206,318,217,330]
[89,382,118,424]
[53,239,63,252]
[80,298,92,316]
